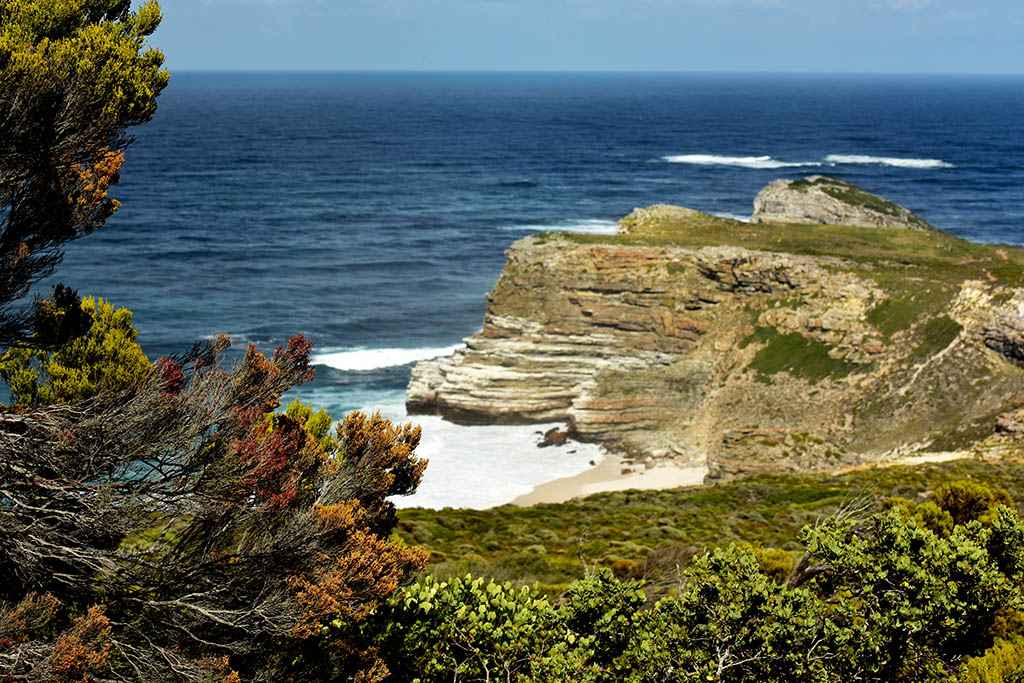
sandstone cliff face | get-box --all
[408,183,1024,480]
[751,176,934,231]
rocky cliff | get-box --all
[408,181,1024,480]
[751,175,935,231]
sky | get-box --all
[154,0,1024,73]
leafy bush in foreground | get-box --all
[369,483,1024,683]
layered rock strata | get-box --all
[409,181,1024,480]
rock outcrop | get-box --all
[408,179,1024,480]
[751,176,934,231]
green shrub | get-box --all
[366,575,594,682]
[934,479,1014,525]
[743,325,864,382]
[959,636,1024,683]
[0,296,150,406]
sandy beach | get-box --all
[508,450,974,507]
[510,455,708,506]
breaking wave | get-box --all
[312,345,463,371]
[825,154,954,168]
[663,153,954,170]
[663,154,822,169]
[497,218,619,235]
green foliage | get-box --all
[959,636,1024,683]
[563,567,647,671]
[0,0,168,126]
[866,294,920,337]
[284,397,340,453]
[933,479,1014,526]
[624,545,832,682]
[0,296,150,406]
[377,481,1024,682]
[551,208,1024,294]
[818,183,902,218]
[751,544,799,583]
[883,497,955,536]
[367,575,593,682]
[802,505,1024,677]
[742,325,865,382]
[399,461,1024,596]
[0,0,169,349]
[913,315,963,359]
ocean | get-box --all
[44,72,1024,508]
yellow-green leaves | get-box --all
[284,397,341,454]
[0,295,150,406]
[0,0,169,130]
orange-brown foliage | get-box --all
[48,606,112,681]
[63,150,125,216]
[290,501,428,638]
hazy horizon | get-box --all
[156,1,1023,75]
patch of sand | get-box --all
[510,456,708,506]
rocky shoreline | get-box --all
[408,178,1024,481]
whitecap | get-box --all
[826,154,954,169]
[663,154,822,169]
[497,218,619,235]
[312,344,464,371]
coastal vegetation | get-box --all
[399,460,1024,596]
[4,1,1024,681]
[573,210,1024,286]
[1,2,428,680]
[381,473,1024,682]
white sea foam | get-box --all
[393,413,606,509]
[709,211,752,222]
[280,371,624,509]
[281,387,608,509]
[312,344,464,371]
[498,218,619,235]
[663,153,953,170]
[826,154,954,169]
[663,154,822,169]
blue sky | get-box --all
[156,0,1023,73]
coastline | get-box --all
[509,455,708,506]
[506,450,972,508]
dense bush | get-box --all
[370,487,1024,683]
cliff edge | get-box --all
[408,179,1024,480]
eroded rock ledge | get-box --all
[408,179,1024,480]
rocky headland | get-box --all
[750,175,935,231]
[408,177,1024,481]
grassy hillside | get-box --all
[398,459,1024,596]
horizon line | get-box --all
[163,68,1024,77]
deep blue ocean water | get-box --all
[44,72,1024,507]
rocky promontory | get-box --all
[408,179,1024,480]
[751,175,935,231]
